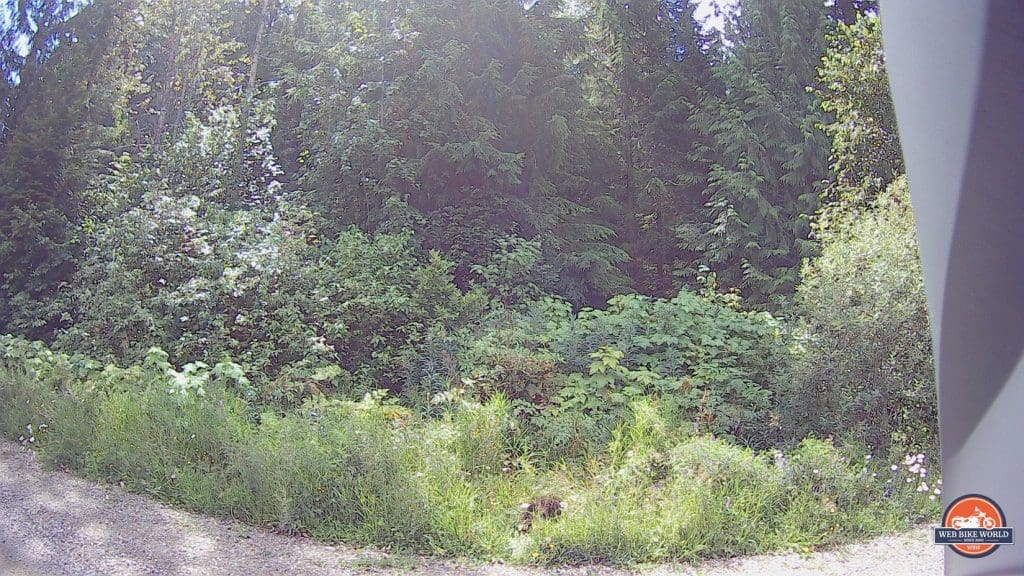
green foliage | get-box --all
[458,290,786,457]
[678,0,829,306]
[1,338,939,564]
[0,0,938,566]
[1,337,434,546]
[142,346,250,399]
[581,0,716,295]
[777,176,936,455]
[446,393,515,475]
[815,14,902,234]
[0,0,260,338]
[270,0,414,233]
[0,361,56,446]
[518,432,938,565]
[228,400,431,544]
[0,1,131,339]
[58,105,483,398]
[559,292,784,448]
[579,0,716,297]
[277,0,631,305]
[469,235,552,305]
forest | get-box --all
[0,0,939,565]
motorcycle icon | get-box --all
[951,507,997,530]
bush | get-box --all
[57,107,485,399]
[778,176,937,455]
[457,290,788,458]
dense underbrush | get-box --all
[0,4,940,567]
[1,335,939,565]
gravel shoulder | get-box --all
[0,441,942,575]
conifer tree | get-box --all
[1,0,83,140]
[0,1,128,337]
[582,0,716,296]
[280,0,630,304]
[677,0,829,305]
[401,0,632,303]
[270,0,412,232]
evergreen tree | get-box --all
[582,0,716,296]
[0,0,128,337]
[1,0,84,139]
[271,0,412,232]
[677,0,829,306]
[402,0,633,304]
[280,0,630,304]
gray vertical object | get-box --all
[882,1,1024,574]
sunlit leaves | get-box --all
[814,14,901,237]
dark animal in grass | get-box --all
[518,497,567,533]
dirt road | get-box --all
[0,442,942,575]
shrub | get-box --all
[778,176,937,455]
[57,107,485,398]
[456,313,566,411]
[458,290,787,458]
[523,435,939,565]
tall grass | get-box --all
[0,353,940,565]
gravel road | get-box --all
[0,441,943,575]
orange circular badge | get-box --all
[938,494,1011,558]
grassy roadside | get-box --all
[0,339,940,566]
